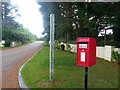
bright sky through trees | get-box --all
[11,0,44,38]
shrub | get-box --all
[3,40,11,47]
[112,51,120,64]
[43,41,49,47]
[60,44,65,51]
[54,40,60,49]
[66,43,72,52]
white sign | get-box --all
[79,44,87,48]
[81,52,85,62]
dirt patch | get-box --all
[38,81,50,88]
[38,80,65,88]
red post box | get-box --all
[76,37,96,67]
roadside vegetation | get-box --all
[1,2,37,47]
[0,42,33,50]
[0,47,8,49]
[40,2,120,47]
[22,46,118,88]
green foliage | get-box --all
[2,26,36,44]
[54,40,60,49]
[40,2,120,47]
[60,44,65,51]
[2,2,20,29]
[43,41,49,47]
[66,43,72,52]
[36,38,44,41]
[2,2,36,45]
[112,51,120,64]
[3,40,11,47]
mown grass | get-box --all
[0,47,9,49]
[0,45,23,49]
[21,46,119,88]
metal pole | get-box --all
[104,28,107,45]
[50,14,55,82]
[0,2,2,27]
[84,67,88,90]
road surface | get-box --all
[0,41,43,88]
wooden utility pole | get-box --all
[49,14,55,82]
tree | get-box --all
[39,2,62,42]
[39,2,120,47]
[2,2,37,45]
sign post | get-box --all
[50,14,55,82]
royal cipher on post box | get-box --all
[76,38,96,67]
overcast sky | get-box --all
[11,0,44,38]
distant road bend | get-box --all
[0,41,43,88]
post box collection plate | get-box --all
[81,52,85,62]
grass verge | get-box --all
[0,41,36,50]
[0,47,9,49]
[22,46,119,88]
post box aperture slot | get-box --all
[79,43,88,49]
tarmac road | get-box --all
[0,41,43,88]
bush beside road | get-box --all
[22,46,119,88]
